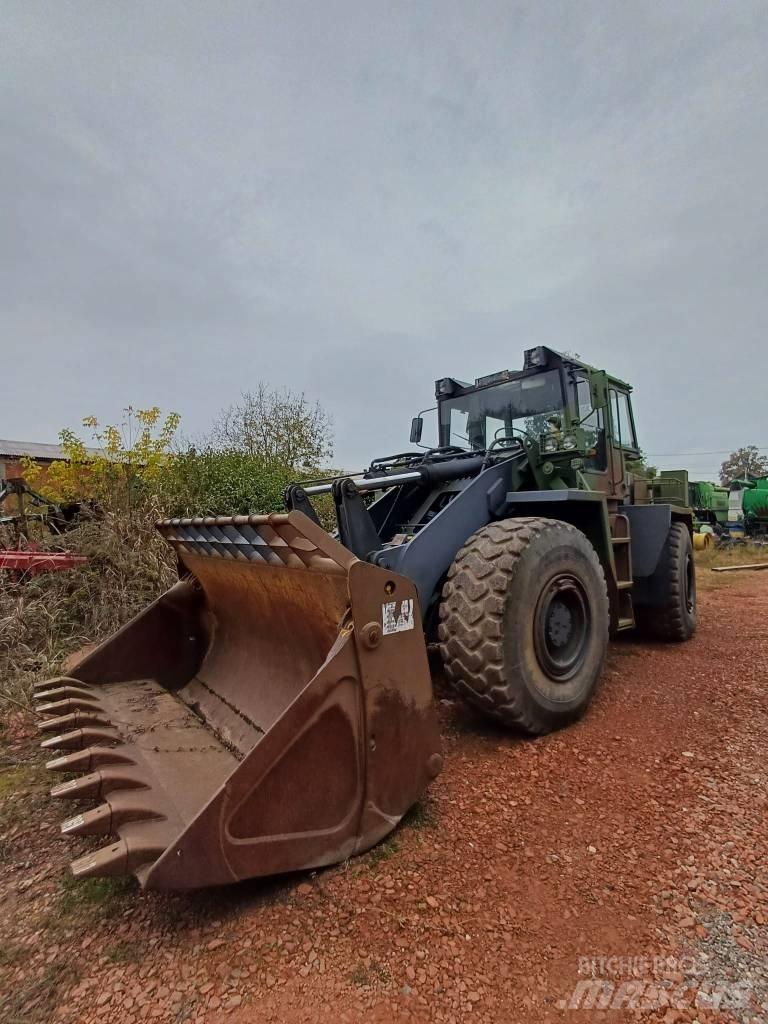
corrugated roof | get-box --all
[0,439,101,461]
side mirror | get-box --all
[410,416,423,444]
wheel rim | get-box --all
[533,573,591,682]
[684,551,696,613]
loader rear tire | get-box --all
[636,523,697,642]
[438,517,609,735]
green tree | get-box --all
[208,384,333,471]
[159,385,336,523]
[719,446,768,486]
[626,450,657,480]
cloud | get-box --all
[1,0,767,480]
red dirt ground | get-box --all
[1,572,766,1023]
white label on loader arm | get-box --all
[382,598,415,635]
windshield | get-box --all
[439,369,566,450]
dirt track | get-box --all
[1,571,766,1023]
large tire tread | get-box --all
[438,517,608,734]
[639,522,696,642]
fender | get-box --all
[624,504,692,577]
[625,504,693,608]
[372,461,511,611]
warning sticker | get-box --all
[382,598,415,635]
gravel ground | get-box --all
[0,570,766,1023]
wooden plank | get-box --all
[711,562,768,573]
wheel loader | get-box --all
[36,346,696,889]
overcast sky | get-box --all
[3,1,767,479]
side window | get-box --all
[449,408,470,445]
[576,378,593,421]
[611,390,638,449]
[575,377,606,471]
[454,407,487,450]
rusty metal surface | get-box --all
[37,511,441,889]
[0,549,87,574]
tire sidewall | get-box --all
[673,525,697,635]
[502,527,608,726]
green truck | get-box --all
[728,477,768,538]
[653,471,728,533]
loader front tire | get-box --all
[438,517,609,735]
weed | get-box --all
[0,769,26,800]
[350,959,390,988]
[0,942,21,966]
[55,873,135,920]
[350,963,369,986]
[0,763,51,855]
[0,959,81,1024]
[403,799,437,831]
[106,939,144,963]
[0,762,49,799]
[372,958,391,984]
[363,834,400,868]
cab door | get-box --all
[607,388,640,501]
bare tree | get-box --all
[208,384,334,470]
[719,446,768,486]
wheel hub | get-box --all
[547,601,573,647]
[533,574,591,682]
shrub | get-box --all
[1,389,338,710]
[156,447,293,517]
[22,407,180,509]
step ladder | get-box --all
[611,512,635,631]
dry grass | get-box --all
[695,541,768,590]
[0,505,176,711]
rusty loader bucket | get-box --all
[35,512,441,889]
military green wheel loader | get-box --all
[36,346,695,889]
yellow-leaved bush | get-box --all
[22,406,181,509]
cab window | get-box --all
[574,376,606,471]
[610,390,638,450]
[576,378,593,421]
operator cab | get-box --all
[437,364,565,452]
[433,346,638,482]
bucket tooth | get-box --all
[36,697,102,716]
[70,824,171,882]
[93,767,148,797]
[41,729,86,752]
[51,773,103,801]
[46,746,136,773]
[38,714,78,734]
[61,804,113,837]
[108,791,166,827]
[71,840,129,880]
[41,726,119,752]
[34,685,96,704]
[51,768,148,802]
[38,712,111,735]
[33,676,93,696]
[62,791,166,837]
